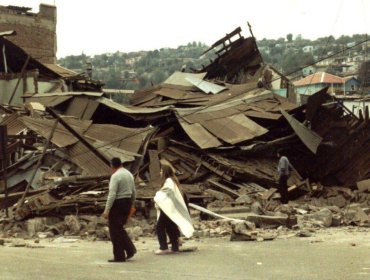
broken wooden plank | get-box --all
[208,180,240,199]
[188,203,244,222]
[260,188,277,200]
[281,109,322,154]
[204,189,233,201]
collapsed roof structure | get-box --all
[0,26,369,221]
[0,30,103,107]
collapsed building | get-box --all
[0,26,369,237]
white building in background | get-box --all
[302,46,314,53]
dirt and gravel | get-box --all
[1,227,370,280]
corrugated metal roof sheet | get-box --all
[98,97,171,114]
[20,117,92,148]
[201,114,268,144]
[28,95,72,107]
[84,124,153,154]
[20,115,138,175]
[163,71,206,87]
[66,138,138,176]
[0,113,26,135]
[185,76,226,94]
[20,117,80,148]
[177,118,222,149]
[182,107,240,124]
[243,110,281,120]
[154,86,207,100]
[43,64,77,78]
[66,142,111,176]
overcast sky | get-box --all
[1,0,368,58]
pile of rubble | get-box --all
[0,27,369,242]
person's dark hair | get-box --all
[111,157,122,168]
[160,162,180,187]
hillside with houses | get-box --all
[58,33,369,95]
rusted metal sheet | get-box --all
[181,107,240,124]
[20,117,91,148]
[20,117,79,147]
[66,141,111,176]
[243,110,281,120]
[81,99,99,120]
[130,85,160,105]
[42,63,77,78]
[94,140,136,163]
[154,86,207,100]
[65,96,90,119]
[0,113,26,135]
[281,109,322,154]
[178,118,222,149]
[84,124,152,154]
[201,114,268,144]
[28,95,72,107]
[61,117,92,132]
[97,97,171,114]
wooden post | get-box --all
[0,125,9,217]
[8,55,30,105]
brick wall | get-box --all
[0,4,57,64]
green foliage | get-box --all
[58,34,368,90]
[257,33,367,75]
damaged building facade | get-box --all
[0,4,57,64]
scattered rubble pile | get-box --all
[0,27,369,242]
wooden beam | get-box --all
[8,55,30,105]
[45,107,110,167]
[208,180,240,199]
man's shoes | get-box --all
[108,259,125,263]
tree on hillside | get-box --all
[359,60,370,88]
[281,50,314,75]
[286,33,293,42]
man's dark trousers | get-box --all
[108,198,136,261]
[278,175,289,204]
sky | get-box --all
[0,0,369,58]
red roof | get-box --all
[294,72,344,86]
